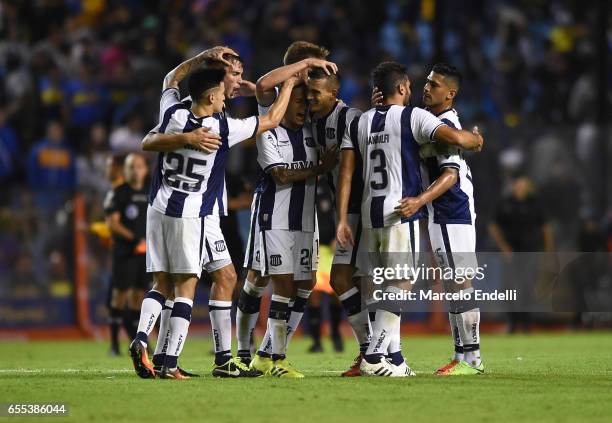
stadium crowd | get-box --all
[0,0,609,302]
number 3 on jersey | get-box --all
[163,152,207,192]
[370,149,388,190]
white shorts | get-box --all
[146,207,205,277]
[202,215,232,273]
[332,213,362,267]
[261,229,314,281]
[244,196,319,274]
[428,221,478,274]
[364,220,420,277]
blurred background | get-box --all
[0,0,610,343]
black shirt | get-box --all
[495,195,546,252]
[104,183,148,257]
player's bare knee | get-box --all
[152,272,173,297]
[330,264,355,295]
[172,274,198,299]
[270,274,293,297]
[295,277,316,292]
[248,270,268,288]
[213,264,237,289]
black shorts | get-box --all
[111,254,149,291]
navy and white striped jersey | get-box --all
[420,109,475,224]
[349,105,445,228]
[148,88,258,218]
[255,125,318,232]
[311,100,363,213]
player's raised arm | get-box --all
[162,46,236,90]
[141,128,221,153]
[395,167,458,218]
[433,124,484,151]
[256,77,297,134]
[255,58,338,106]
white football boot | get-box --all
[360,356,411,377]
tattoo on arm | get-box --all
[270,165,319,185]
[163,53,209,90]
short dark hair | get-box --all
[284,41,329,65]
[187,68,225,102]
[308,68,341,89]
[371,62,409,98]
[431,63,462,88]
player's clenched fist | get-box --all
[471,126,484,152]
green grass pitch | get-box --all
[1,332,611,422]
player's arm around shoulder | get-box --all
[141,128,221,153]
[413,107,483,151]
[433,124,484,151]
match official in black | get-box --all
[104,153,150,355]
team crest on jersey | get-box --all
[270,255,282,266]
[305,137,315,147]
[326,128,335,139]
[214,240,226,252]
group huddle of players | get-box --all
[126,40,485,379]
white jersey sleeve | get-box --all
[410,107,446,145]
[257,87,279,116]
[257,131,285,172]
[148,88,183,134]
[340,113,360,150]
[227,116,259,147]
[419,109,462,169]
[438,154,461,170]
[159,88,181,124]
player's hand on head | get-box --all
[306,58,338,75]
[297,69,309,85]
[319,145,339,172]
[336,220,354,249]
[371,87,383,107]
[204,46,236,66]
[186,127,221,153]
[395,197,424,218]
